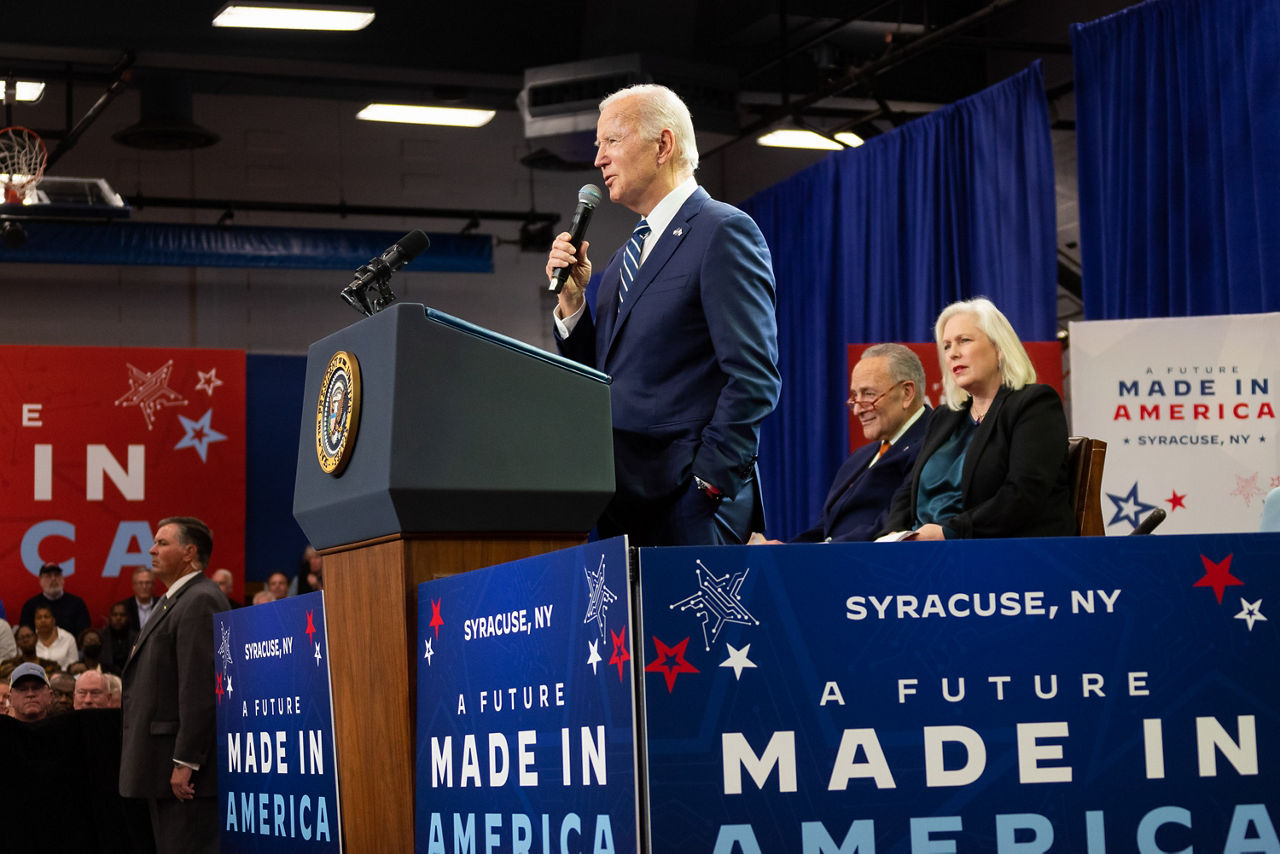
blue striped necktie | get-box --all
[618,218,650,310]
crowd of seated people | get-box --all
[0,550,322,853]
[1,545,324,722]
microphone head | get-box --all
[396,229,431,260]
[577,184,602,208]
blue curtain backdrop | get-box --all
[740,63,1057,540]
[246,354,309,584]
[1072,0,1280,319]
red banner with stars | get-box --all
[0,346,246,628]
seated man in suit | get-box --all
[763,344,929,543]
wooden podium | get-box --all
[293,304,614,852]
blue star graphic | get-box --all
[174,409,227,462]
[1106,481,1158,529]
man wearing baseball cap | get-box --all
[19,562,91,639]
[8,662,53,723]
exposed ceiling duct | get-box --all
[517,54,738,170]
[111,71,219,150]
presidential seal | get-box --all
[316,350,361,475]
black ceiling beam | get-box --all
[706,0,1026,161]
[124,193,560,226]
[45,51,135,169]
[741,0,904,85]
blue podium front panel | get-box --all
[638,534,1280,853]
[415,537,639,854]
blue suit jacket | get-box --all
[557,187,780,518]
[791,408,929,543]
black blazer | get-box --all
[884,384,1076,538]
[791,407,929,543]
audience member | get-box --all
[9,662,53,722]
[78,627,117,674]
[882,297,1075,539]
[0,617,15,661]
[100,602,137,673]
[0,677,10,717]
[49,671,75,716]
[3,623,59,672]
[19,563,92,637]
[251,590,276,606]
[103,673,122,708]
[296,546,324,594]
[68,661,88,676]
[34,603,79,670]
[266,571,291,600]
[118,568,157,633]
[211,568,240,607]
[74,670,111,710]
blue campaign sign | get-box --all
[415,537,639,854]
[214,591,342,853]
[638,534,1280,853]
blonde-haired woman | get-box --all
[883,297,1075,539]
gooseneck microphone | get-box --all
[1130,507,1167,535]
[341,229,431,316]
[548,184,602,294]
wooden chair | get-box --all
[1067,436,1107,536]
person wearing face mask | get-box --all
[78,628,118,675]
[99,602,138,673]
[881,297,1075,540]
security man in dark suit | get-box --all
[547,84,781,546]
[119,516,229,854]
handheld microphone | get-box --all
[1130,507,1167,535]
[341,229,431,316]
[548,184,602,294]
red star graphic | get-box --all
[1165,490,1187,511]
[214,672,224,705]
[1194,553,1243,603]
[430,598,444,640]
[305,610,316,645]
[609,626,631,682]
[644,636,699,693]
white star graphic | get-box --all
[720,643,757,680]
[196,368,224,396]
[174,409,227,462]
[424,637,434,665]
[226,674,233,695]
[314,642,322,665]
[1234,597,1268,632]
[587,639,602,675]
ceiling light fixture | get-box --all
[2,80,46,104]
[356,103,495,128]
[756,129,843,151]
[834,132,865,148]
[212,3,375,31]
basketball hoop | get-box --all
[0,126,48,205]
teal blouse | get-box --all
[914,415,979,534]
